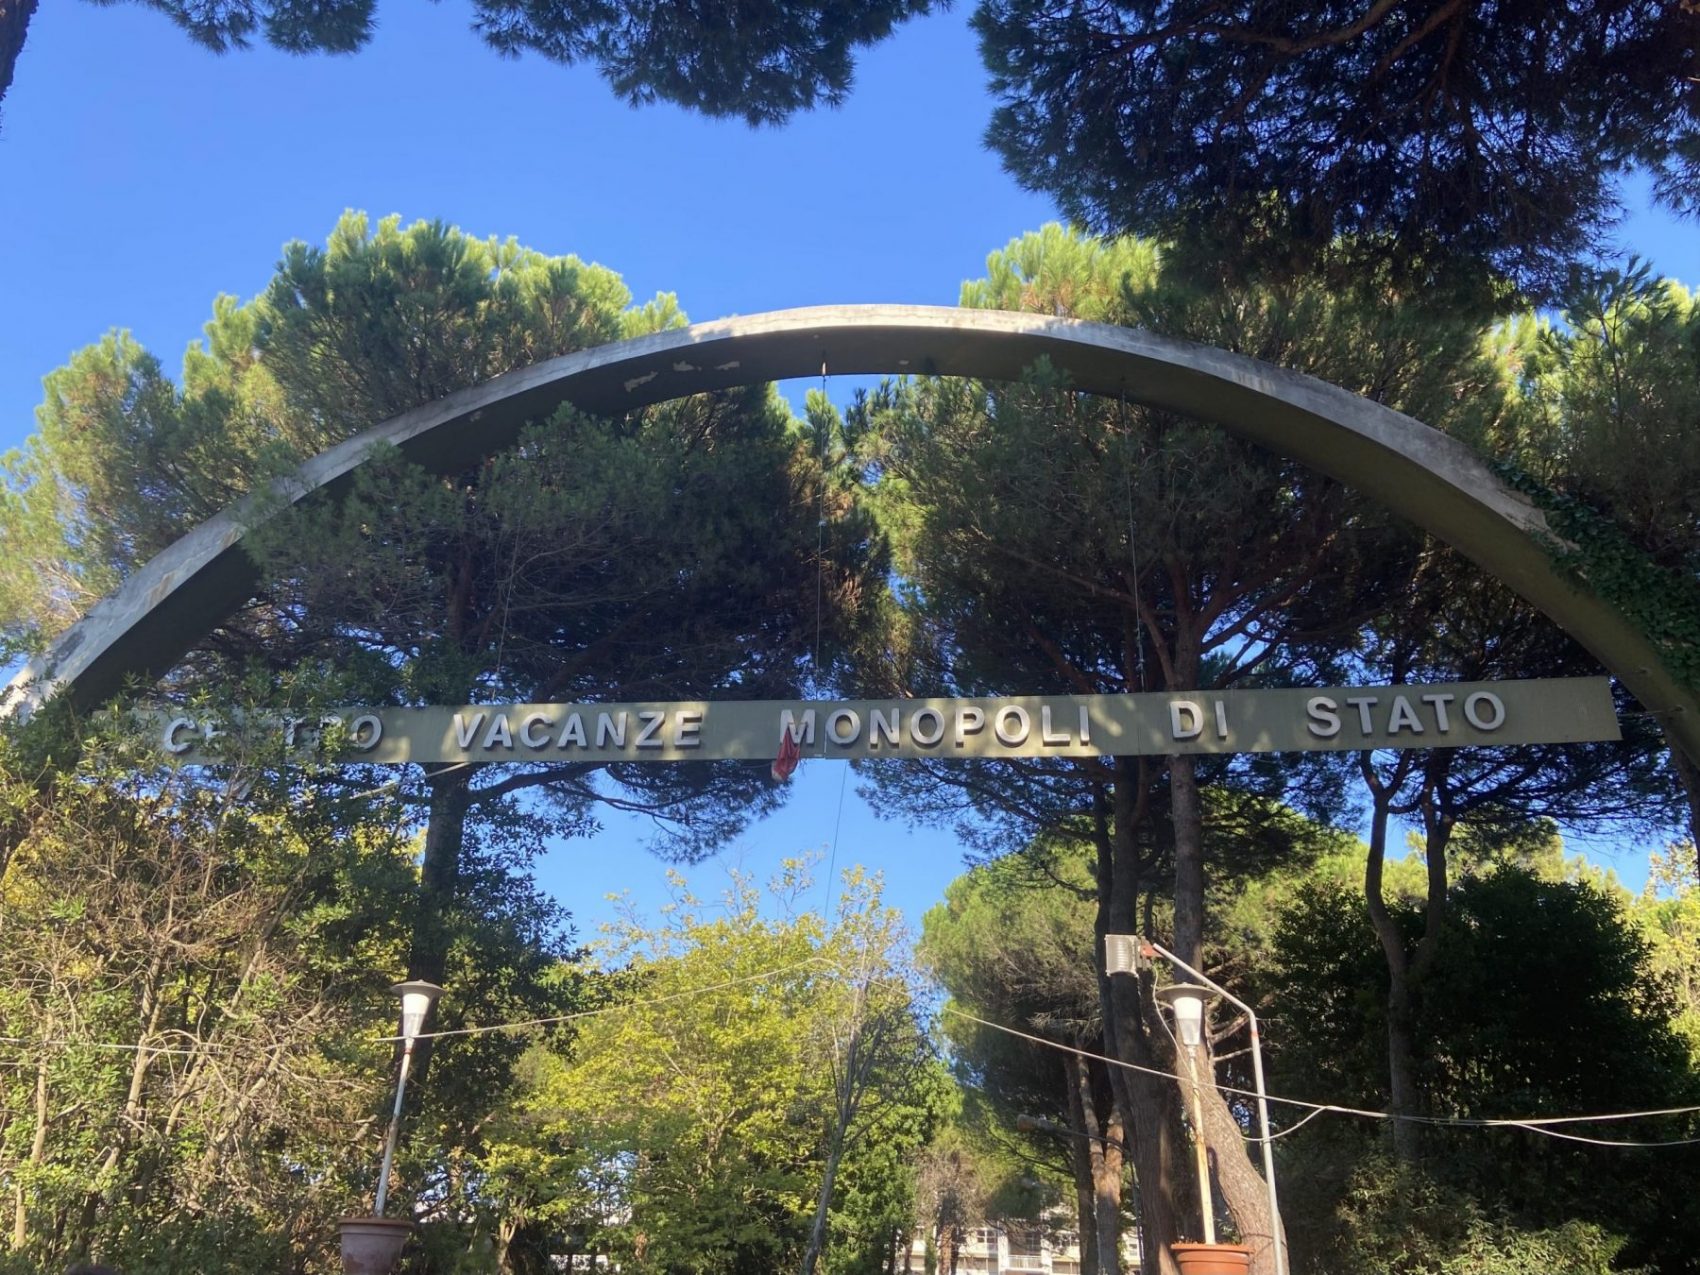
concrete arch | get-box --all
[7,304,1695,761]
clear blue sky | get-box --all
[4,2,1695,935]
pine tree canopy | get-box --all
[974,0,1700,297]
[70,0,938,124]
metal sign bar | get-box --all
[155,679,1619,766]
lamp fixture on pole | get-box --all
[374,980,443,1217]
[1154,983,1207,1047]
[1104,936,1284,1275]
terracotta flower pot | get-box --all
[338,1216,414,1275]
[1170,1242,1253,1274]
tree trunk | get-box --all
[1191,1067,1284,1273]
[801,1120,846,1275]
[11,1049,48,1249]
[1069,1050,1124,1275]
[1166,754,1280,1275]
[1167,755,1206,969]
[1362,788,1421,1162]
[1093,1098,1126,1275]
[412,764,473,985]
[1065,1057,1103,1275]
[1098,769,1182,1275]
[1104,988,1184,1275]
[407,764,472,1080]
[802,979,867,1275]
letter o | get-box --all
[994,706,1031,746]
[909,708,944,747]
[827,709,862,745]
[1463,692,1505,731]
[348,714,384,751]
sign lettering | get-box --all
[151,679,1618,766]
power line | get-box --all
[942,1006,1700,1148]
[378,957,832,1044]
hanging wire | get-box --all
[821,760,850,921]
[813,357,829,683]
[21,971,1700,1149]
[377,958,833,1043]
[942,1006,1700,1148]
[1118,391,1148,690]
[813,356,850,919]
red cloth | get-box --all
[771,725,802,782]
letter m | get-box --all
[779,709,816,746]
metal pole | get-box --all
[373,1040,415,1216]
[1178,1041,1216,1245]
[1144,940,1285,1275]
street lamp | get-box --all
[1152,981,1217,1247]
[1105,938,1284,1275]
[374,980,443,1216]
[1154,984,1207,1047]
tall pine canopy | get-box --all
[975,0,1700,296]
[7,0,936,127]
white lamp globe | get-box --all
[391,980,444,1042]
[1155,983,1208,1047]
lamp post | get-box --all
[374,980,443,1215]
[1105,937,1284,1275]
[339,979,444,1275]
[1155,982,1217,1247]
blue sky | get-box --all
[4,2,1696,935]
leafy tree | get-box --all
[1510,269,1700,574]
[861,223,1502,1273]
[5,0,935,129]
[514,867,940,1275]
[1,213,888,1238]
[228,218,880,999]
[0,208,879,964]
[1485,267,1700,849]
[973,0,1700,297]
[1344,543,1677,1160]
[0,718,420,1273]
[1636,847,1700,1062]
[921,846,1127,1275]
[1264,863,1700,1274]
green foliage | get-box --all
[1495,459,1700,697]
[860,222,1502,854]
[1315,1156,1640,1275]
[1,212,897,1271]
[82,0,937,124]
[1637,848,1700,1063]
[492,867,940,1275]
[7,210,887,854]
[1264,866,1700,1273]
[1471,269,1700,697]
[1513,268,1700,570]
[0,721,420,1272]
[974,0,1697,298]
[0,213,649,659]
[867,223,1506,698]
[258,213,641,434]
[920,843,1101,1196]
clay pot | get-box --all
[1170,1242,1253,1274]
[338,1216,414,1275]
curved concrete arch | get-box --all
[7,304,1695,761]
